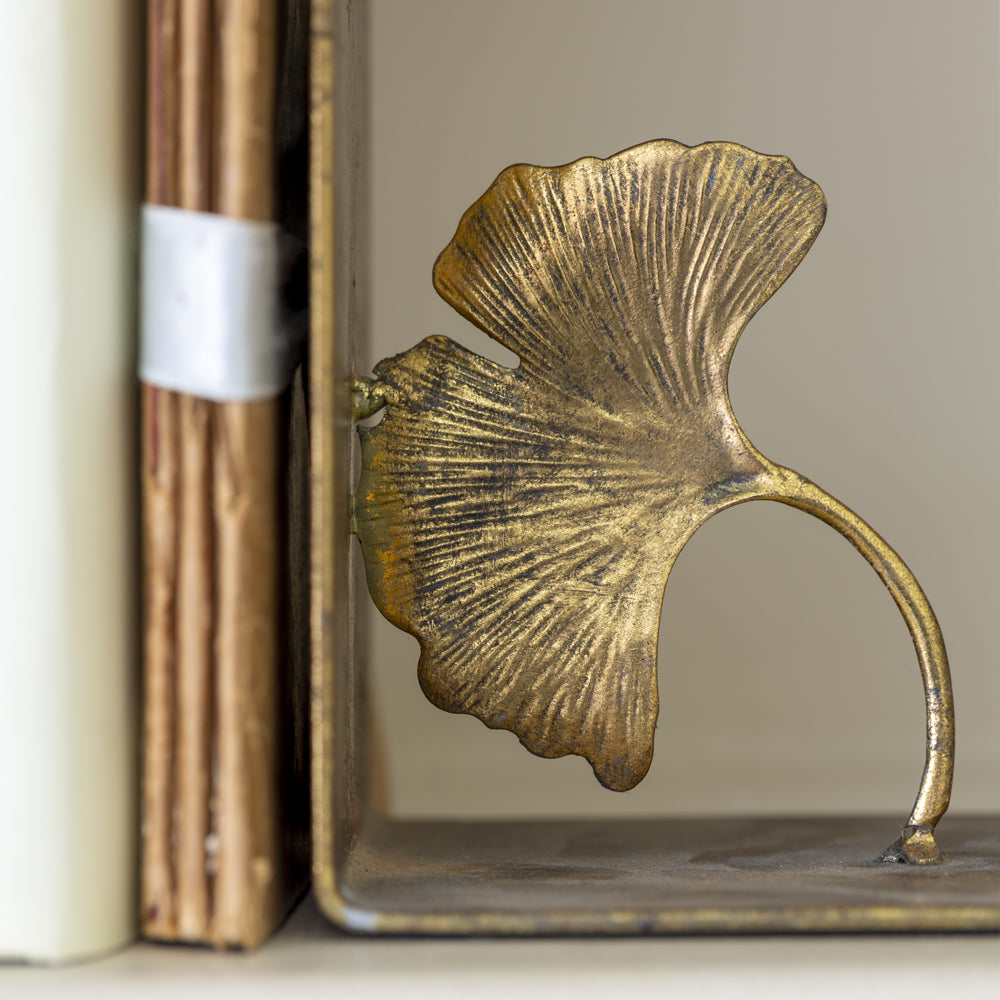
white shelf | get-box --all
[4,893,997,998]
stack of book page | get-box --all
[139,0,311,950]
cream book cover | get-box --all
[0,1,140,963]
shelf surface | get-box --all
[3,891,999,999]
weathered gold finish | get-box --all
[353,140,953,865]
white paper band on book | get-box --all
[140,205,302,401]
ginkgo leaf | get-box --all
[354,138,952,847]
[355,140,823,791]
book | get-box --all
[139,0,310,949]
[0,0,140,963]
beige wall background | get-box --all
[364,0,998,820]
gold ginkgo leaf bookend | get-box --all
[353,139,953,866]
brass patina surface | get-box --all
[352,140,953,864]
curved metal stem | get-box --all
[763,466,954,863]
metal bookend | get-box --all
[310,1,999,936]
